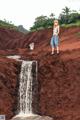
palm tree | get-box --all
[62,6,71,15]
[50,13,55,19]
[62,6,71,24]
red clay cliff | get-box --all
[0,27,80,120]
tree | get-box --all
[30,14,55,31]
[69,12,80,23]
[59,6,71,24]
[34,15,48,29]
[62,6,71,16]
[59,7,80,24]
[50,13,55,19]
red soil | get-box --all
[0,27,80,120]
[0,57,21,120]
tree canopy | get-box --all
[30,7,80,31]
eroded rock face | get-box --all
[0,27,80,120]
[38,54,80,120]
[0,58,21,120]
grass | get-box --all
[61,20,80,28]
[0,20,18,30]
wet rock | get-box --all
[11,115,53,120]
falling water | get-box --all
[18,60,37,116]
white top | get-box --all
[53,25,59,36]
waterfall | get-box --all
[8,58,53,120]
[18,60,37,116]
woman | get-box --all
[50,20,60,54]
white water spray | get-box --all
[18,60,37,117]
[6,55,38,118]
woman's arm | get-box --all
[58,26,60,34]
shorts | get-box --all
[50,35,59,47]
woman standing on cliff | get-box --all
[50,20,60,54]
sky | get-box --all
[0,0,80,30]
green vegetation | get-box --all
[30,14,54,31]
[30,7,80,31]
[61,20,80,28]
[59,7,80,25]
[0,7,80,32]
[0,19,17,30]
[0,19,28,33]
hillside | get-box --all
[17,25,28,34]
[0,20,17,30]
[0,20,28,33]
[0,27,80,120]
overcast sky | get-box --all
[0,0,80,30]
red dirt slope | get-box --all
[0,28,25,49]
[0,27,80,120]
[0,57,21,120]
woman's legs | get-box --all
[54,36,59,54]
[51,36,55,54]
[51,47,54,54]
[51,46,59,54]
[51,35,60,54]
[56,46,59,54]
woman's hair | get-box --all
[53,20,59,27]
